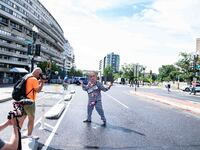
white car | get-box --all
[181,84,200,92]
[181,85,191,92]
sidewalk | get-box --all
[0,86,13,102]
[0,84,65,102]
[142,85,200,96]
[131,91,200,115]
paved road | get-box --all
[126,85,200,103]
[35,85,200,150]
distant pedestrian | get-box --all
[80,71,112,126]
[19,67,45,139]
[63,76,68,90]
[167,82,171,93]
[190,81,197,95]
[130,80,134,87]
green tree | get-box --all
[75,69,83,77]
[158,64,179,81]
[68,67,76,77]
[175,52,193,82]
[103,65,113,83]
[121,63,144,82]
[113,71,123,80]
[67,67,83,77]
[37,61,48,73]
[37,61,60,74]
[121,63,134,81]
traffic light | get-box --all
[27,44,32,55]
[35,44,41,56]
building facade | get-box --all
[104,52,120,73]
[0,0,74,83]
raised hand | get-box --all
[79,80,83,85]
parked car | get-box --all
[116,78,125,84]
[190,84,200,92]
[181,85,191,92]
[75,77,88,85]
[72,77,80,84]
[182,84,200,92]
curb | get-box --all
[131,91,200,115]
[0,97,12,103]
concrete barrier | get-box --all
[45,103,66,119]
[70,90,75,94]
[64,94,72,101]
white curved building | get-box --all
[0,0,74,83]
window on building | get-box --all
[0,16,8,26]
[10,21,22,32]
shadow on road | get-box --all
[91,122,145,136]
[37,142,64,150]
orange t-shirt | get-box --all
[26,77,39,102]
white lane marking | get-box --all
[105,93,129,109]
[44,123,54,129]
[34,93,64,127]
[41,100,72,150]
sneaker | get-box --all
[83,120,91,123]
[21,135,28,139]
[28,135,40,140]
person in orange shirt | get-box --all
[19,67,44,139]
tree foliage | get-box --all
[67,67,83,77]
[158,64,180,81]
[37,61,60,74]
[121,63,144,81]
[158,52,200,82]
[103,65,113,82]
[175,52,193,82]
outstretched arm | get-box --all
[80,80,89,91]
[1,119,19,150]
[98,82,112,92]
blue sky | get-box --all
[40,0,200,73]
[96,1,153,19]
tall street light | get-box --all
[28,25,40,72]
[63,56,66,79]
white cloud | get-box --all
[39,0,200,73]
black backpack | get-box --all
[12,75,33,101]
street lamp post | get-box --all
[143,67,145,86]
[63,56,66,79]
[191,53,199,82]
[29,25,39,72]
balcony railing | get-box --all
[0,33,26,45]
[0,59,28,66]
[0,41,27,52]
[0,50,28,59]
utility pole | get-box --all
[192,54,199,82]
[28,26,41,72]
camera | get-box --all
[39,73,48,80]
[7,102,24,120]
[7,100,33,120]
